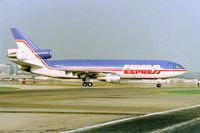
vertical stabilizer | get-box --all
[10,28,40,51]
[9,28,50,68]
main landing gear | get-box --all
[82,76,93,87]
[82,82,93,87]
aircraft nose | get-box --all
[179,67,187,76]
[175,63,187,76]
[183,69,187,74]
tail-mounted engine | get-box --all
[36,49,52,59]
[7,48,52,60]
[7,48,18,59]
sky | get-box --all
[0,0,200,72]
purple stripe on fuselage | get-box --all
[44,60,185,70]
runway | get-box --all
[64,104,200,133]
[0,83,200,132]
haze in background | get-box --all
[0,0,200,72]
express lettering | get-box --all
[123,65,162,75]
[124,69,161,74]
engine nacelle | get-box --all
[36,49,52,59]
[7,48,52,60]
[8,49,29,60]
[98,74,120,83]
[7,49,18,58]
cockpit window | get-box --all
[176,65,183,69]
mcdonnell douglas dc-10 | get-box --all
[7,28,187,87]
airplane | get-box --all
[7,28,187,87]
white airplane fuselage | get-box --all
[8,28,187,86]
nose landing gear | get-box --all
[157,83,162,88]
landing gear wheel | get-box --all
[82,82,88,86]
[88,82,93,87]
[157,83,162,88]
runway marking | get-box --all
[0,110,132,115]
[61,104,200,133]
[151,117,200,133]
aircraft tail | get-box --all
[8,28,52,68]
[10,28,40,51]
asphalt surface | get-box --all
[0,83,200,132]
[78,106,200,133]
